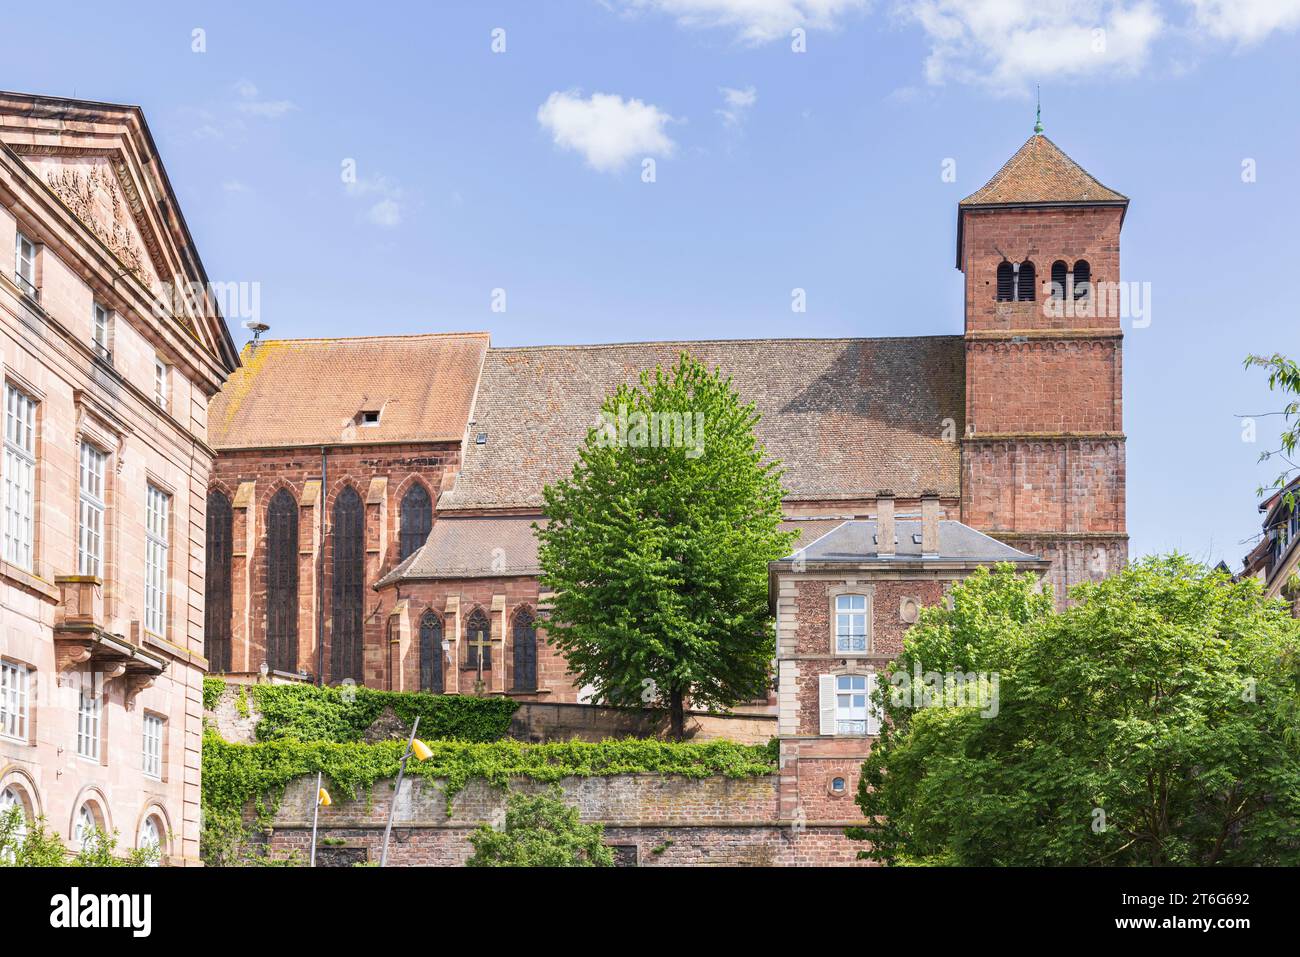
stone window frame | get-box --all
[141,710,166,781]
[826,582,874,656]
[0,656,33,745]
[819,663,883,738]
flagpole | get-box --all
[379,715,420,867]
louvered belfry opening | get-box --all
[204,490,233,673]
[331,486,365,683]
[1016,260,1036,301]
[265,488,299,673]
[1073,259,1091,298]
[1051,260,1068,300]
[996,261,1014,301]
[399,483,432,561]
[419,611,444,693]
[512,608,538,691]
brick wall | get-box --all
[252,773,869,866]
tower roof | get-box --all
[960,133,1127,207]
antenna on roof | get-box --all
[1034,86,1043,135]
[243,319,270,341]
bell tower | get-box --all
[957,127,1128,601]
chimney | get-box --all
[876,490,895,558]
[921,491,940,557]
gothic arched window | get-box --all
[399,484,432,561]
[204,489,233,673]
[331,486,365,683]
[1072,259,1091,299]
[265,489,298,673]
[1016,260,1036,302]
[419,612,444,693]
[512,608,538,691]
[1051,260,1068,300]
[996,261,1014,301]
[465,608,491,671]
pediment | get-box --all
[17,150,160,289]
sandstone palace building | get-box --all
[0,93,237,864]
[206,131,1129,709]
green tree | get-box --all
[537,354,794,739]
[850,557,1300,866]
[1244,352,1300,506]
[0,808,160,867]
[466,787,613,867]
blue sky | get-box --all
[7,0,1300,565]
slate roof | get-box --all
[437,336,965,511]
[377,515,542,585]
[381,514,857,585]
[780,520,1045,565]
[960,134,1127,207]
[210,333,489,449]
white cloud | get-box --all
[1186,0,1300,44]
[367,198,402,227]
[222,180,249,193]
[605,0,870,44]
[345,174,405,228]
[716,85,758,127]
[233,79,297,118]
[898,0,1164,93]
[537,91,676,172]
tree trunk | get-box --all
[670,687,686,741]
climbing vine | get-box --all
[200,733,776,865]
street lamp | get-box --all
[379,715,432,867]
[309,775,332,867]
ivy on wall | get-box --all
[200,733,777,865]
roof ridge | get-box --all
[243,331,490,348]
[960,133,1127,207]
[488,333,964,353]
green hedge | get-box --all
[202,680,519,744]
[200,733,776,864]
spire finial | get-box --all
[1034,86,1043,134]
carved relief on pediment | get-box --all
[45,163,150,285]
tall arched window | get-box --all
[465,608,491,671]
[512,608,537,691]
[204,490,233,672]
[1051,260,1068,300]
[419,612,444,693]
[1016,260,1036,302]
[331,486,364,683]
[1072,259,1091,299]
[399,484,432,561]
[265,489,299,673]
[996,261,1014,301]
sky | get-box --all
[6,0,1300,566]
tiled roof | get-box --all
[209,333,489,449]
[437,336,965,511]
[783,520,1044,564]
[960,134,1127,207]
[378,515,542,585]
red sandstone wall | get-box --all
[209,442,460,685]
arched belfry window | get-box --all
[419,612,444,693]
[996,261,1014,302]
[204,490,233,672]
[1072,259,1091,299]
[399,484,432,561]
[1051,260,1068,300]
[331,486,365,683]
[465,608,491,671]
[512,608,538,691]
[265,489,298,673]
[1016,260,1036,302]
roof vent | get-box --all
[360,409,381,426]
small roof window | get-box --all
[360,409,381,426]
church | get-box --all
[205,131,1129,718]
